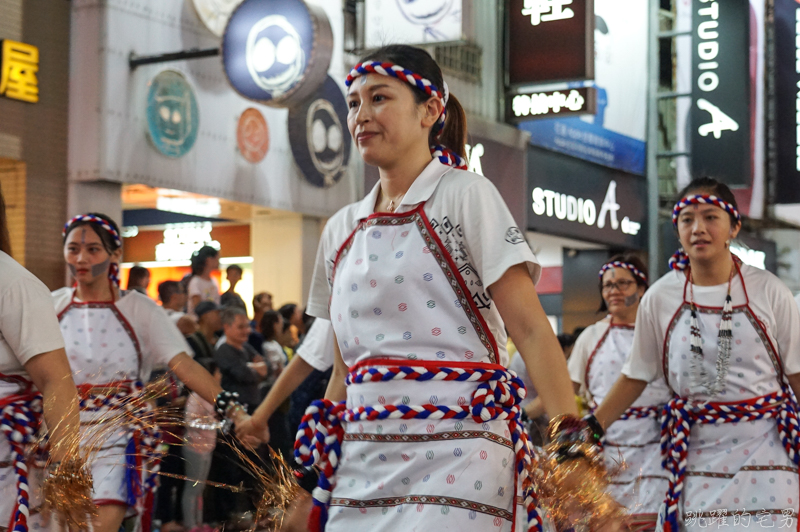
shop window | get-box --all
[434,42,482,85]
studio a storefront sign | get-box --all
[527,146,646,248]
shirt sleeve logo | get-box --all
[505,227,525,245]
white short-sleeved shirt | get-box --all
[52,287,191,381]
[307,159,541,367]
[0,252,65,377]
[187,276,220,315]
[567,317,611,394]
[622,263,800,383]
[296,318,335,372]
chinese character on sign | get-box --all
[0,40,39,103]
[521,0,575,26]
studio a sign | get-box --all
[527,147,647,248]
[222,0,333,107]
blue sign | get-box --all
[288,76,351,188]
[222,0,332,107]
[146,70,199,158]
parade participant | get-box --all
[594,178,800,530]
[54,213,253,532]
[0,189,89,532]
[567,254,670,530]
[293,45,601,532]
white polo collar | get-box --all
[354,159,453,220]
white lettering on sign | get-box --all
[512,90,585,119]
[795,9,800,172]
[696,98,739,138]
[531,180,641,235]
[521,0,574,26]
[155,222,221,262]
[465,143,484,176]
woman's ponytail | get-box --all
[433,94,468,161]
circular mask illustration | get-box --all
[222,0,332,107]
[146,70,199,158]
[192,0,243,37]
[397,0,456,26]
[288,76,351,188]
[237,107,270,163]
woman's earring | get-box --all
[725,240,731,248]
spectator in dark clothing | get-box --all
[220,265,247,311]
[247,292,273,354]
[208,307,267,524]
[186,301,221,363]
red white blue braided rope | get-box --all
[295,365,542,532]
[0,394,42,532]
[658,390,800,532]
[345,61,467,170]
[598,261,648,283]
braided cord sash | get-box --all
[659,390,800,532]
[294,364,542,532]
[78,381,162,507]
[0,393,43,532]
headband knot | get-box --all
[598,261,648,284]
[346,61,466,170]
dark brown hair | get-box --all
[359,45,467,160]
[676,177,740,227]
[0,181,10,255]
[598,252,649,313]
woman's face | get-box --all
[64,226,120,285]
[346,73,442,168]
[676,199,740,265]
[204,254,220,275]
[601,267,644,317]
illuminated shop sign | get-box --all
[155,222,221,262]
[0,39,39,103]
[527,146,647,248]
[507,0,593,85]
[690,0,751,186]
[507,87,595,123]
[222,0,333,107]
[364,0,463,47]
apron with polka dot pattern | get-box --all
[658,268,800,530]
[585,323,671,530]
[57,292,156,517]
[324,205,534,532]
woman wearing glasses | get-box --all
[568,254,670,531]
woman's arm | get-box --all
[24,349,81,462]
[592,375,647,430]
[324,336,347,403]
[788,373,800,401]
[168,352,223,406]
[490,263,577,417]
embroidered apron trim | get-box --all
[295,363,541,532]
[343,430,513,450]
[659,391,800,532]
[329,204,499,364]
[330,494,514,520]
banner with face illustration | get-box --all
[364,0,463,46]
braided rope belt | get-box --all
[659,390,800,532]
[619,404,663,420]
[78,381,162,507]
[295,364,542,532]
[0,393,42,532]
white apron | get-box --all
[324,204,532,531]
[0,375,45,532]
[58,292,160,525]
[659,265,800,531]
[585,323,671,530]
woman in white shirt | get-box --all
[291,45,605,532]
[54,213,253,532]
[187,245,220,316]
[0,205,87,531]
[567,254,670,530]
[594,178,800,531]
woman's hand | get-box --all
[235,415,271,444]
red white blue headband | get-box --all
[345,61,467,170]
[671,194,740,227]
[598,261,647,284]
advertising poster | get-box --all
[364,0,463,46]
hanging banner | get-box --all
[689,0,751,187]
[507,0,594,85]
[774,0,800,204]
[516,0,647,176]
[364,0,463,46]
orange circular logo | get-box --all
[236,107,269,163]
